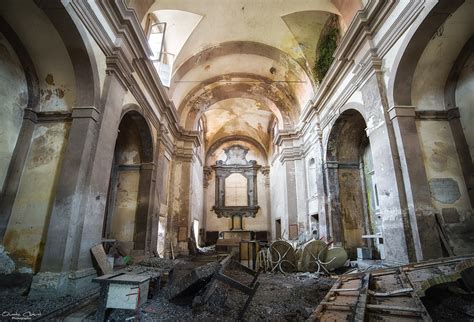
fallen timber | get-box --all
[309,254,474,321]
[192,252,261,320]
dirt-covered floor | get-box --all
[109,270,335,321]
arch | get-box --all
[387,0,464,107]
[171,41,312,86]
[0,18,40,111]
[36,0,100,107]
[120,105,155,163]
[444,37,474,208]
[206,135,269,166]
[103,109,155,252]
[179,73,298,130]
[325,109,379,258]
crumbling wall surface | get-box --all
[456,53,474,161]
[410,2,474,255]
[0,31,27,194]
[417,120,474,254]
[167,159,192,254]
[0,0,75,112]
[190,158,204,228]
[338,168,365,251]
[270,160,287,238]
[109,113,143,250]
[3,123,69,270]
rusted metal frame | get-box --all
[237,260,260,277]
[354,273,370,321]
[215,272,254,294]
[214,263,260,320]
[195,253,234,305]
[398,268,432,322]
[239,281,260,320]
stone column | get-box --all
[389,105,443,260]
[361,75,414,264]
[261,167,271,237]
[284,160,298,239]
[324,161,341,244]
[166,154,193,255]
[151,138,171,253]
[136,162,155,252]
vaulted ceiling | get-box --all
[140,0,364,152]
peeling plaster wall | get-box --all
[456,53,474,160]
[270,159,287,239]
[417,120,473,254]
[168,159,192,252]
[189,158,204,242]
[412,1,474,112]
[0,31,27,195]
[3,123,69,270]
[409,1,474,255]
[111,170,140,245]
[109,115,143,250]
[0,0,76,112]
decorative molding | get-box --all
[23,108,73,123]
[203,166,212,188]
[388,105,416,120]
[415,108,460,121]
[68,0,202,154]
[71,106,100,122]
[211,145,261,218]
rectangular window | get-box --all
[146,15,172,87]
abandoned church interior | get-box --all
[0,0,473,320]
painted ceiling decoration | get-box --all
[144,0,364,153]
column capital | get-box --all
[71,106,100,122]
[324,161,339,169]
[388,105,416,121]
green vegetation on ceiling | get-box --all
[314,16,340,83]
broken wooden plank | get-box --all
[167,261,221,299]
[367,287,413,297]
[366,304,422,313]
[354,273,370,321]
[91,244,113,275]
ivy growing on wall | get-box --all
[314,16,340,83]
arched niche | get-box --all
[326,109,381,259]
[103,110,154,253]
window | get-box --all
[224,173,248,206]
[146,15,173,87]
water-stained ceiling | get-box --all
[141,0,364,152]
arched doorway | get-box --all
[326,109,381,259]
[103,111,154,254]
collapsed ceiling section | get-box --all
[144,0,364,152]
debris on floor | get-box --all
[309,254,474,321]
[0,245,15,275]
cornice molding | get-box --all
[67,0,201,151]
[300,1,422,133]
[415,108,460,121]
[23,109,74,123]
